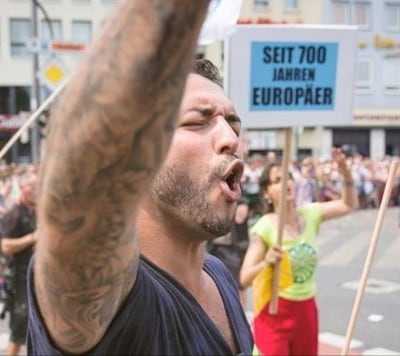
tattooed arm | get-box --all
[34,0,210,353]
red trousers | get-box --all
[254,297,318,356]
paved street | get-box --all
[0,208,398,355]
[245,207,400,356]
[316,206,400,355]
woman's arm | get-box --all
[239,236,281,288]
[320,148,359,221]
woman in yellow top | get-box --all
[240,148,358,356]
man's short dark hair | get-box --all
[192,59,223,87]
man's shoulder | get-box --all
[204,253,235,283]
[204,253,224,268]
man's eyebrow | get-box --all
[197,107,214,116]
[189,106,241,124]
[188,106,213,116]
[226,114,242,124]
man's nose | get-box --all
[213,117,239,155]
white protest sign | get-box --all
[225,25,358,128]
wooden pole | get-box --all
[269,127,293,315]
[0,77,69,161]
[341,158,400,355]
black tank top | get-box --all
[27,254,253,355]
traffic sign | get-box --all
[26,38,51,53]
[37,58,68,91]
[26,39,87,54]
[50,41,87,53]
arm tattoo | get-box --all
[35,0,211,353]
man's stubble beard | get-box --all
[151,162,235,238]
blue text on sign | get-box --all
[250,41,338,111]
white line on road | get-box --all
[319,332,363,349]
[342,278,400,294]
[376,234,400,269]
[319,232,367,266]
[317,228,340,249]
[363,348,400,355]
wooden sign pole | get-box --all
[0,77,69,161]
[269,127,293,315]
[341,158,400,355]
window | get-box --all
[41,19,62,41]
[15,87,31,113]
[285,0,298,11]
[332,1,351,24]
[0,87,30,114]
[353,2,371,29]
[385,3,400,31]
[383,57,400,94]
[0,88,9,114]
[10,19,31,57]
[71,20,92,44]
[355,58,373,92]
[331,1,371,29]
[333,129,370,157]
[253,0,269,11]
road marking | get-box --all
[319,332,363,349]
[367,314,383,322]
[342,278,400,294]
[363,348,400,355]
[319,232,366,266]
[316,230,337,249]
[376,235,400,269]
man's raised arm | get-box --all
[34,1,210,353]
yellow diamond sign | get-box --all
[45,64,64,85]
[38,58,68,91]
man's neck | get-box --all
[136,201,208,294]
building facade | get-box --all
[205,0,400,160]
[1,0,399,162]
[0,0,114,162]
[326,0,400,159]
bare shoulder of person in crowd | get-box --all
[34,1,211,354]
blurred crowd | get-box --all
[242,151,400,219]
[0,155,396,355]
[0,163,38,217]
[0,162,38,356]
[0,154,398,219]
